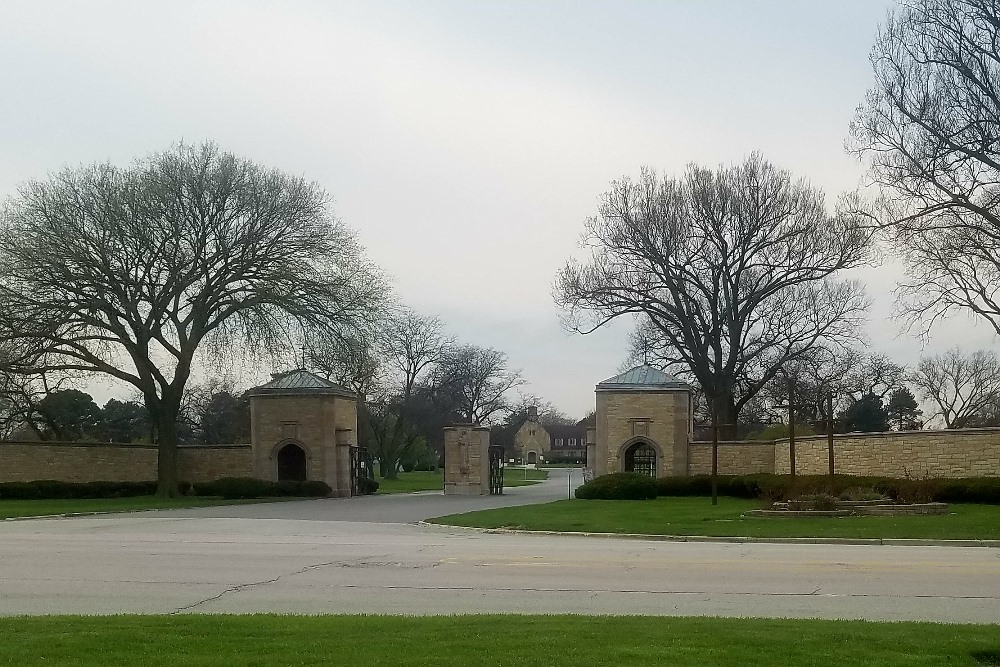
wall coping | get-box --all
[690,440,775,447]
[688,426,1000,448]
[774,426,1000,445]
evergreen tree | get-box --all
[886,388,922,431]
[838,393,889,433]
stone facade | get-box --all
[443,424,490,495]
[514,408,550,464]
[246,370,359,497]
[0,441,251,483]
[593,366,691,477]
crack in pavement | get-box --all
[169,553,392,614]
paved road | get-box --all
[143,466,581,523]
[1,469,998,622]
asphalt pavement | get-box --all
[1,468,997,622]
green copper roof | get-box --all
[596,365,688,391]
[246,369,355,398]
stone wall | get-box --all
[773,428,1000,478]
[0,441,252,483]
[687,441,776,475]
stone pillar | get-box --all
[443,424,490,495]
[585,427,597,473]
[333,428,355,498]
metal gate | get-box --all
[350,446,372,496]
[488,445,504,495]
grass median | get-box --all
[376,468,548,494]
[0,615,996,666]
[429,496,1000,540]
[0,496,296,520]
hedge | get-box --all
[0,480,167,500]
[574,472,658,500]
[192,477,332,499]
[0,478,334,500]
[654,474,1000,504]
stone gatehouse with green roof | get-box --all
[591,365,692,477]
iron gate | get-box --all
[488,445,504,495]
[350,445,372,496]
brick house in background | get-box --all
[511,407,588,464]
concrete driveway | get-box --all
[1,468,998,622]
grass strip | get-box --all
[377,468,547,494]
[0,496,294,520]
[0,615,997,666]
[430,496,1000,540]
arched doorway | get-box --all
[277,443,307,481]
[624,441,656,477]
[526,451,537,464]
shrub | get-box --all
[653,474,1000,505]
[0,479,159,500]
[575,472,657,500]
[193,477,332,499]
[358,477,379,495]
[297,480,333,497]
[194,477,274,499]
[655,475,769,499]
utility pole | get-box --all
[787,378,796,479]
[827,390,835,487]
[711,417,719,506]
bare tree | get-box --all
[910,348,1000,428]
[557,155,872,434]
[309,310,453,478]
[850,0,1000,335]
[0,143,386,495]
[503,393,573,427]
[435,345,524,425]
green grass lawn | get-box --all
[0,496,294,520]
[430,496,1000,540]
[377,468,547,494]
[0,615,996,666]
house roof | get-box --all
[245,369,356,398]
[596,365,689,392]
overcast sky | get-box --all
[2,1,996,418]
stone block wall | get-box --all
[178,445,253,481]
[687,441,776,475]
[773,429,1000,478]
[0,441,252,483]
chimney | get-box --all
[527,406,538,421]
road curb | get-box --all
[418,521,1000,548]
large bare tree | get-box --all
[556,155,872,433]
[910,347,1000,428]
[0,143,385,495]
[850,0,1000,334]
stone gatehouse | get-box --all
[589,365,692,477]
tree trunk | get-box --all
[710,391,739,440]
[380,457,398,480]
[154,403,182,498]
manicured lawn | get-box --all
[0,615,996,666]
[377,468,547,494]
[0,496,293,520]
[430,496,1000,540]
